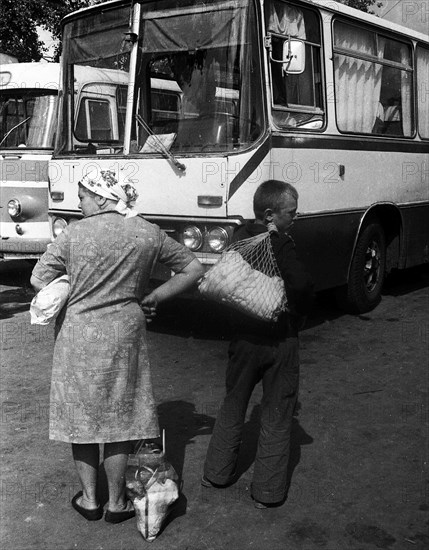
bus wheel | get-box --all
[337,221,386,313]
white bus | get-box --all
[0,62,59,260]
[49,0,428,312]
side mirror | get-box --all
[282,39,305,74]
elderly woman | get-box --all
[30,169,204,523]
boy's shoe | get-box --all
[253,500,269,509]
[201,475,236,488]
[251,495,284,509]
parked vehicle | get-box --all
[49,0,428,312]
[0,62,59,260]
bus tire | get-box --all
[337,220,386,313]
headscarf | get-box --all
[79,169,139,218]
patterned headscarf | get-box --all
[79,169,139,218]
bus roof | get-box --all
[61,0,428,44]
[0,63,60,91]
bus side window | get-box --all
[334,21,413,137]
[266,0,324,129]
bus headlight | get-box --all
[207,227,229,252]
[7,199,21,218]
[183,226,203,251]
[53,217,67,237]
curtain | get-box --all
[239,1,262,143]
[417,47,429,138]
[141,0,248,52]
[65,6,132,67]
[334,26,384,133]
[267,1,306,39]
[27,95,57,148]
[400,44,412,136]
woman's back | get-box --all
[64,212,162,311]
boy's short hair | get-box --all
[253,180,299,220]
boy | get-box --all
[202,180,314,508]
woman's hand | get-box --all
[141,293,158,322]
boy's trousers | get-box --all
[204,334,299,504]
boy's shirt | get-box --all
[229,221,314,338]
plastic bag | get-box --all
[198,232,287,322]
[125,436,179,542]
[30,275,70,325]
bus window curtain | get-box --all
[65,7,131,67]
[27,96,53,147]
[334,30,384,133]
[417,47,429,138]
[141,0,248,52]
[400,44,412,136]
[267,1,306,39]
[238,2,262,143]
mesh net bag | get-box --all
[199,232,288,322]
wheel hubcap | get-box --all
[364,240,381,293]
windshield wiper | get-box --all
[135,113,186,172]
[0,117,30,147]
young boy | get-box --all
[202,180,314,508]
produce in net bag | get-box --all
[199,231,287,322]
[125,433,179,542]
[30,275,70,325]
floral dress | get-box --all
[32,211,195,444]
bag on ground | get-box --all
[198,232,287,322]
[30,275,70,325]
[125,437,179,542]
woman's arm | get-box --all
[141,258,204,317]
[30,233,68,294]
[30,275,47,293]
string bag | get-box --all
[198,230,288,322]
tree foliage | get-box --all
[338,0,383,14]
[0,0,103,62]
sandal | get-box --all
[71,491,103,521]
[105,502,135,524]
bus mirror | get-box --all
[282,39,305,74]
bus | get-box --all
[48,0,429,312]
[0,62,59,260]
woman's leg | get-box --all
[72,443,100,509]
[104,441,133,511]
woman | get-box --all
[30,169,204,522]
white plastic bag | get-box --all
[30,275,70,325]
[125,434,179,542]
[199,232,287,322]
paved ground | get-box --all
[0,261,428,550]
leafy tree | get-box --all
[338,0,383,14]
[0,0,103,62]
[0,0,46,62]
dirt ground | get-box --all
[0,261,428,550]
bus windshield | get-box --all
[0,91,57,149]
[59,0,264,155]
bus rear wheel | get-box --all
[337,220,386,313]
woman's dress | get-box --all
[32,211,195,443]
